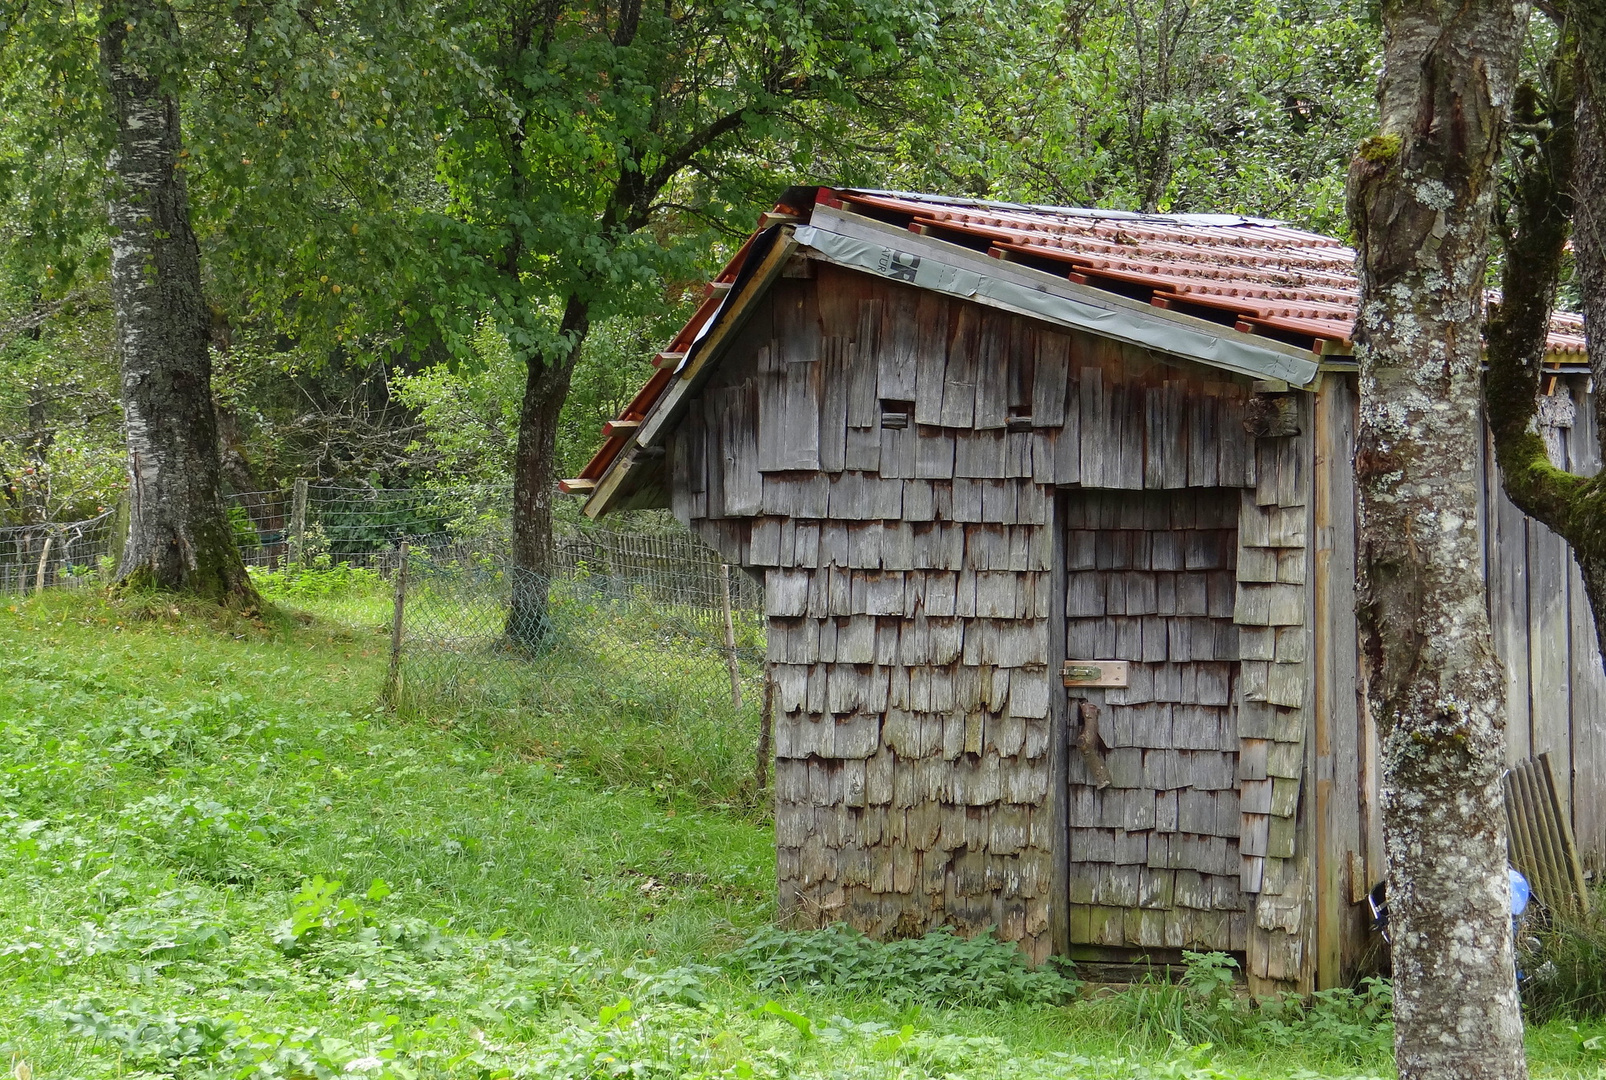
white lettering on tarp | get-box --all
[876,247,921,282]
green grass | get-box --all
[394,572,769,814]
[3,589,1606,1079]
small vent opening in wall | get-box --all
[880,399,914,429]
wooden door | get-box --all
[1064,487,1247,959]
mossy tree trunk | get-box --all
[102,0,257,606]
[1345,0,1527,1077]
[1485,8,1606,675]
[506,295,588,649]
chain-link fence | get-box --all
[389,529,766,717]
[0,511,117,594]
[228,482,513,569]
[6,484,769,745]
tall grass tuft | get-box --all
[1522,890,1606,1022]
[1075,953,1393,1066]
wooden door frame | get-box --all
[1049,486,1071,959]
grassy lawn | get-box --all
[2,588,1605,1078]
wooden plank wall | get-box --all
[665,261,1325,983]
[1568,393,1606,868]
[1311,374,1368,989]
[1485,375,1606,873]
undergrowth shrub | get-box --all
[726,924,1079,1006]
[251,559,384,601]
[1254,979,1394,1064]
[59,1000,239,1069]
[0,886,234,982]
[263,876,602,1017]
[1090,952,1393,1065]
[92,692,273,767]
[116,793,285,881]
[1093,951,1247,1049]
[56,1001,422,1078]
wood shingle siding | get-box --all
[681,268,1065,959]
[671,262,1322,974]
[586,190,1605,996]
[1065,483,1252,959]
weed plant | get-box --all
[251,559,384,601]
[729,924,1080,1006]
[5,589,1606,1078]
[249,559,394,628]
[1074,953,1392,1065]
[1521,890,1606,1023]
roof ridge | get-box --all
[843,187,1304,232]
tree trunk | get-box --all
[1577,23,1606,490]
[1481,22,1606,680]
[506,295,589,648]
[101,0,256,606]
[1345,1,1527,1078]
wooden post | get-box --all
[33,535,54,595]
[1543,752,1592,914]
[289,478,309,569]
[384,541,409,709]
[1312,374,1365,988]
[756,668,774,793]
[719,562,743,708]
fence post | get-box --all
[33,534,54,595]
[757,667,774,794]
[289,478,309,569]
[719,562,743,708]
[384,541,410,709]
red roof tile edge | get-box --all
[570,186,1589,489]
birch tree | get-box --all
[95,2,253,600]
[101,0,256,603]
[1345,0,1528,1077]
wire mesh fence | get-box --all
[6,483,769,743]
[391,532,767,721]
[228,483,514,569]
[0,511,117,594]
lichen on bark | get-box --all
[1345,0,1527,1077]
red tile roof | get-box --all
[567,187,1589,492]
[837,189,1587,355]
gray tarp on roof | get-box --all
[794,223,1321,388]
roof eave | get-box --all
[802,206,1324,387]
[583,226,800,518]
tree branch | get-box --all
[1487,44,1581,532]
[641,103,761,208]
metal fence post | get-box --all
[719,562,743,708]
[384,541,410,709]
[289,478,309,568]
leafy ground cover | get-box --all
[3,588,1606,1079]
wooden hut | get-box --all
[566,188,1599,994]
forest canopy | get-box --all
[0,0,1380,525]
